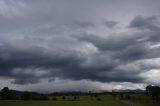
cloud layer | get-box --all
[0,0,160,91]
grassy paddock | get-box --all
[0,94,159,106]
[0,95,127,106]
[122,94,160,106]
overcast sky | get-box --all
[0,0,160,92]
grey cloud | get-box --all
[0,41,145,84]
[12,78,40,85]
[0,43,85,84]
[76,32,160,63]
[73,21,95,28]
[114,42,149,62]
[0,0,160,90]
[129,15,160,31]
[129,15,160,43]
[76,33,144,51]
[104,21,117,28]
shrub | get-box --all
[21,91,31,100]
[52,97,58,101]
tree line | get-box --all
[0,85,160,101]
[0,87,82,101]
[0,87,49,100]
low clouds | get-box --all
[104,21,117,28]
[129,16,160,31]
[0,0,160,91]
[129,15,160,43]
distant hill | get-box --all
[112,89,145,93]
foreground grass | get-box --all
[0,100,127,106]
[0,95,127,106]
[0,95,159,106]
[124,94,160,106]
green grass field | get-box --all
[0,95,127,106]
[0,95,159,106]
[0,100,127,106]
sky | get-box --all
[0,0,160,93]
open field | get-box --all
[0,95,127,106]
[0,100,126,106]
[122,94,160,106]
[0,95,159,106]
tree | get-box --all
[21,91,31,100]
[52,97,58,101]
[119,93,124,100]
[1,87,12,100]
[146,85,160,100]
[62,96,66,101]
[1,87,22,100]
[111,91,117,100]
[89,91,93,100]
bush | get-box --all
[119,94,124,100]
[97,98,102,101]
[52,97,58,101]
[62,96,66,101]
[124,95,131,100]
[32,96,49,100]
[21,91,31,100]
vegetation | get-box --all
[146,85,160,100]
[0,85,160,106]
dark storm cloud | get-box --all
[73,21,95,28]
[129,15,160,31]
[12,78,40,85]
[0,41,145,84]
[129,15,160,43]
[76,16,160,60]
[72,15,160,84]
[0,0,160,87]
[104,20,117,28]
[0,43,85,84]
[75,33,144,51]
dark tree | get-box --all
[52,97,58,101]
[119,93,124,100]
[97,97,102,101]
[62,96,66,101]
[124,95,131,100]
[1,87,14,100]
[21,91,31,100]
[94,93,98,98]
[146,85,160,100]
[73,96,77,101]
[111,91,117,100]
[89,91,93,100]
